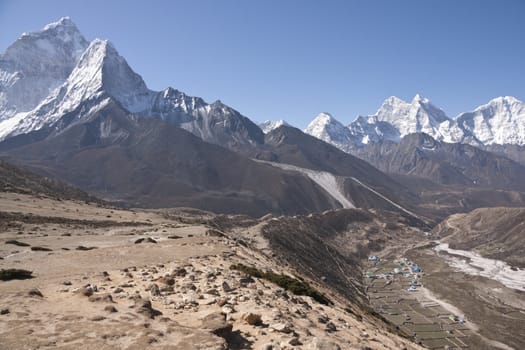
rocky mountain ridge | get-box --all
[353,132,525,192]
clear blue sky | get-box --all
[1,0,524,128]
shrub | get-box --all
[230,263,332,305]
[76,246,97,251]
[0,269,33,281]
[5,240,30,247]
[134,237,157,244]
[30,246,52,251]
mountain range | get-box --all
[0,17,263,152]
[303,94,525,150]
[0,18,424,218]
[1,17,525,221]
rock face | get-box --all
[0,100,342,216]
[354,133,525,191]
[256,125,423,218]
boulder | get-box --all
[221,305,235,315]
[242,312,262,325]
[148,283,161,296]
[172,267,187,277]
[325,321,337,333]
[28,288,43,297]
[134,298,162,319]
[306,337,341,350]
[88,293,114,303]
[156,276,175,286]
[270,322,293,333]
[200,312,233,339]
[222,281,234,292]
[239,275,255,286]
[205,229,225,237]
[104,305,118,313]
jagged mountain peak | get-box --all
[313,112,336,122]
[0,37,151,140]
[305,112,346,135]
[411,93,429,103]
[383,95,407,105]
[304,112,346,134]
[476,95,523,111]
[19,16,83,43]
[0,17,89,121]
[42,16,75,31]
[77,38,131,74]
[304,112,355,152]
[456,95,525,145]
[162,87,187,99]
[377,94,446,118]
[259,119,289,134]
[69,38,151,113]
[9,17,88,65]
[3,16,87,67]
[371,94,454,142]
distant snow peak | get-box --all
[42,16,75,31]
[259,119,289,133]
[304,112,348,141]
[456,96,525,145]
[304,112,355,152]
[2,18,524,151]
[412,93,428,103]
[306,94,525,154]
[371,94,456,142]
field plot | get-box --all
[364,257,474,349]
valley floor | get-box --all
[364,239,525,350]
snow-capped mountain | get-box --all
[457,96,525,145]
[5,39,149,137]
[345,94,466,146]
[304,113,356,153]
[1,18,524,156]
[259,119,289,133]
[0,18,263,149]
[0,17,88,136]
[304,95,466,151]
[304,95,525,153]
[370,94,465,143]
[347,115,400,145]
[374,95,443,139]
